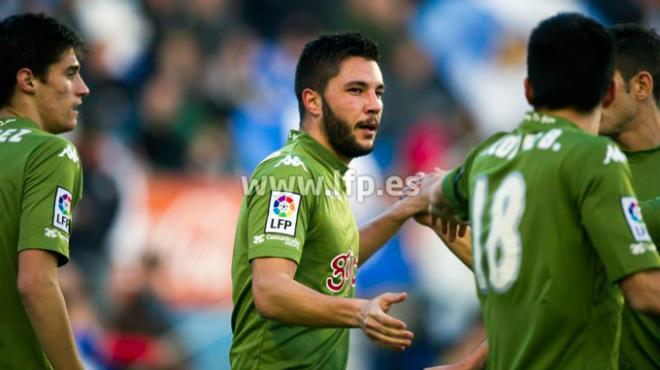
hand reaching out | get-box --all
[359,292,414,351]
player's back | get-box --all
[465,112,658,370]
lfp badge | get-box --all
[265,191,301,236]
[621,196,651,242]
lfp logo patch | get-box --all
[53,187,73,233]
[621,197,651,242]
[265,191,301,236]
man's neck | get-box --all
[614,104,660,152]
[300,120,351,164]
[0,101,43,131]
[536,107,601,135]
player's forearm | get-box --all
[254,272,367,327]
[358,204,408,264]
[19,278,84,370]
[432,226,474,269]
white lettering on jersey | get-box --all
[630,242,657,256]
[274,155,308,172]
[0,118,16,127]
[265,191,301,236]
[603,144,626,165]
[0,128,31,143]
[58,145,79,163]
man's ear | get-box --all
[524,78,534,105]
[16,68,37,95]
[602,80,616,108]
[631,71,654,101]
[302,88,322,117]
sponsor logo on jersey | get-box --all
[253,234,265,245]
[274,155,308,172]
[630,242,657,256]
[603,144,626,165]
[53,187,73,233]
[44,228,59,238]
[58,145,79,163]
[325,250,358,293]
[265,191,301,236]
[44,227,69,242]
[620,197,651,242]
[0,118,15,127]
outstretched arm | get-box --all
[252,257,414,351]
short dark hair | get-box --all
[294,32,380,118]
[609,24,660,104]
[527,13,614,113]
[0,13,85,107]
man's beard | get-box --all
[322,100,375,159]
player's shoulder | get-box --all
[30,133,80,162]
[561,131,625,165]
[253,148,316,179]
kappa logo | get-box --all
[253,234,265,245]
[265,191,301,236]
[274,155,308,172]
[603,144,626,165]
[58,145,79,163]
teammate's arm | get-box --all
[619,270,660,317]
[251,257,414,351]
[18,249,84,370]
[641,196,660,244]
[358,171,443,264]
[425,340,488,370]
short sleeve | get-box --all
[18,137,83,266]
[641,196,660,245]
[246,158,316,264]
[577,142,660,282]
[440,133,506,221]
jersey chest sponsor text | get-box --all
[325,250,358,293]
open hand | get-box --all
[359,292,414,351]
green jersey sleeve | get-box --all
[576,141,660,282]
[18,137,83,266]
[441,133,507,221]
[246,160,316,264]
[641,196,660,245]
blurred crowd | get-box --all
[2,0,658,369]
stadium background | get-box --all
[3,0,658,369]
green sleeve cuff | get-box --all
[641,197,660,245]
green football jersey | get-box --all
[230,130,359,370]
[0,117,83,370]
[619,145,660,370]
[441,112,660,370]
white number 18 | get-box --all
[472,172,526,293]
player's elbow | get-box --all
[252,279,282,320]
[620,269,660,315]
[17,270,55,302]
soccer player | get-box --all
[427,13,660,370]
[0,13,89,370]
[600,23,660,370]
[230,32,433,369]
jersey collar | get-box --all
[288,130,349,175]
[519,111,582,132]
[0,117,40,130]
